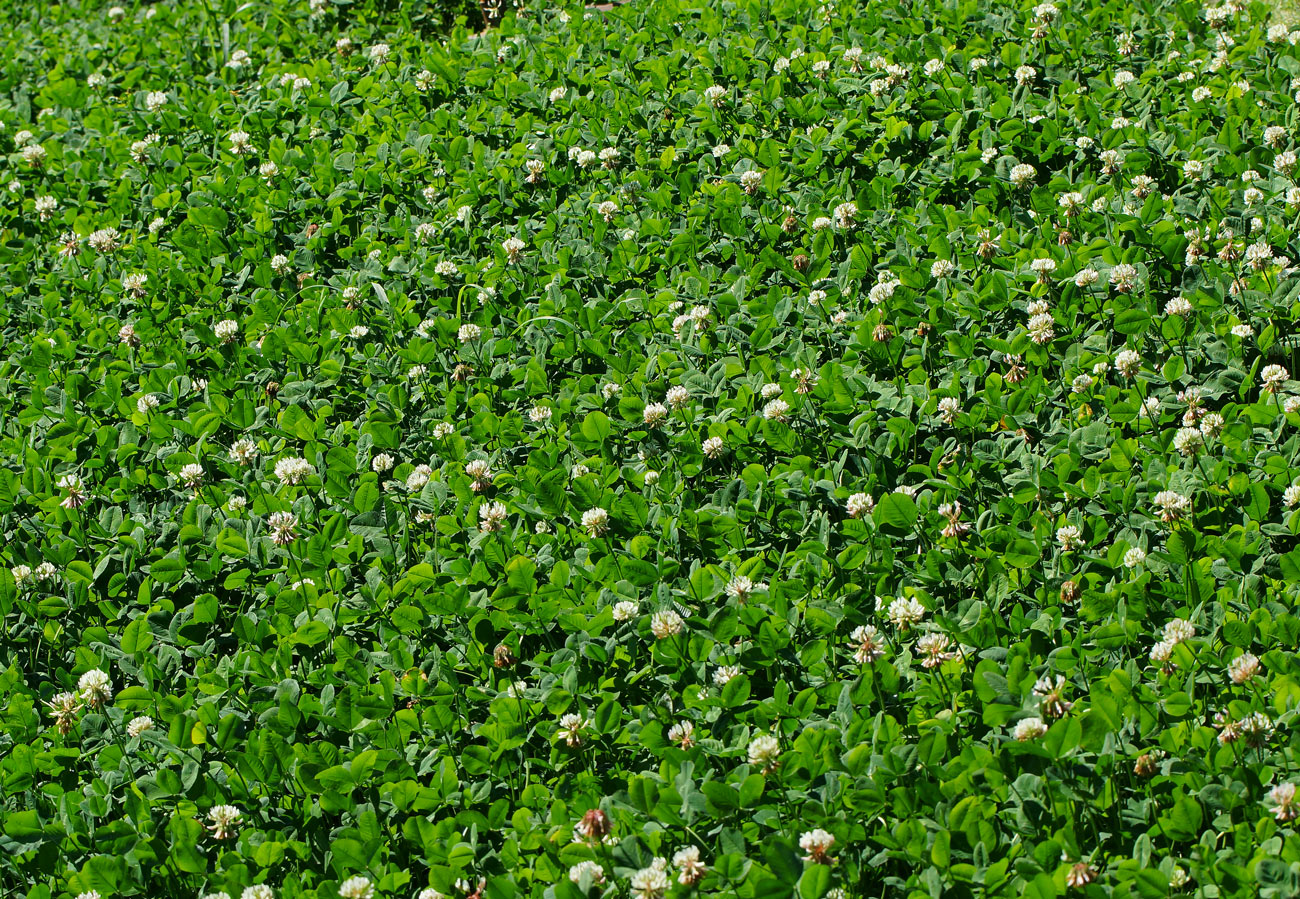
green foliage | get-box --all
[1,0,1300,897]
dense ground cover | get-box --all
[4,0,1300,896]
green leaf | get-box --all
[766,841,803,884]
[77,856,125,892]
[186,205,228,229]
[873,493,917,531]
[4,810,43,839]
[593,697,622,733]
[1163,795,1203,841]
[739,773,765,807]
[150,555,186,585]
[291,621,331,646]
[216,528,249,558]
[581,410,612,443]
[121,616,154,654]
[797,864,831,899]
[355,480,381,512]
[1114,308,1150,335]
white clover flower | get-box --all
[1056,524,1082,551]
[1172,425,1204,456]
[207,805,241,840]
[650,609,684,638]
[1164,618,1195,644]
[1110,263,1139,293]
[846,492,874,518]
[665,385,690,409]
[1013,717,1048,740]
[1229,653,1260,684]
[89,228,121,253]
[477,501,507,532]
[673,845,707,885]
[643,402,669,427]
[1009,163,1036,187]
[123,273,148,296]
[630,864,669,899]
[763,398,791,422]
[34,195,57,221]
[1263,364,1289,393]
[931,259,956,278]
[214,319,239,342]
[887,596,925,630]
[747,733,781,768]
[1153,490,1190,522]
[1115,349,1141,377]
[339,876,374,899]
[725,575,767,602]
[268,511,298,545]
[274,457,313,486]
[799,829,836,864]
[569,860,605,886]
[528,405,553,425]
[78,669,111,705]
[126,715,154,737]
[1269,783,1299,822]
[1028,312,1055,344]
[849,624,885,663]
[581,507,610,536]
[714,664,741,686]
